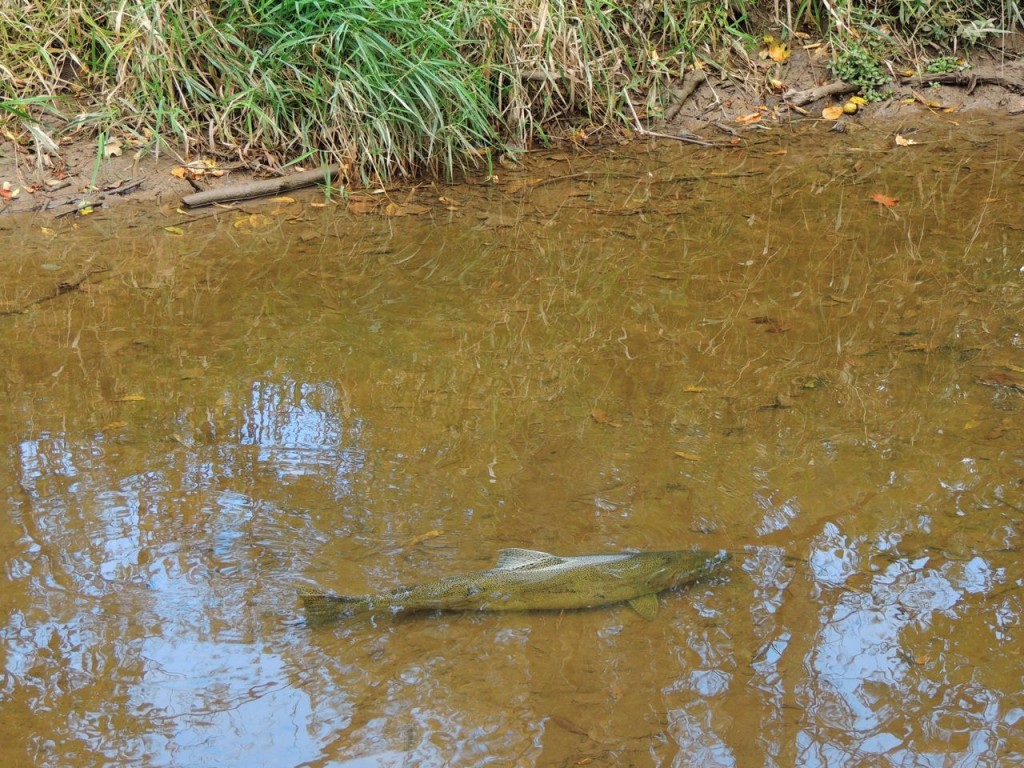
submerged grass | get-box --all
[0,1,1020,182]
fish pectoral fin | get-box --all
[496,548,561,570]
[628,594,660,621]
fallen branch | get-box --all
[899,69,1024,96]
[784,80,858,106]
[181,165,341,208]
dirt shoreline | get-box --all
[2,49,1022,220]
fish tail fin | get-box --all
[297,585,366,624]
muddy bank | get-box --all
[1,48,1022,220]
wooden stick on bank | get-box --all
[181,165,341,208]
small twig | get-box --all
[105,179,144,196]
[623,90,718,147]
[0,267,107,316]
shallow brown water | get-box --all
[2,114,1023,767]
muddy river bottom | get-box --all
[1,115,1023,767]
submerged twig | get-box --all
[0,267,107,316]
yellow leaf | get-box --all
[895,134,919,146]
[164,226,185,235]
[768,43,791,63]
[683,386,710,393]
[822,105,844,120]
[101,421,129,431]
[850,95,869,106]
[171,166,188,179]
[233,213,272,230]
[674,451,701,461]
[114,394,146,402]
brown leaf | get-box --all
[591,408,621,427]
[870,192,899,209]
[385,202,430,217]
[347,199,379,215]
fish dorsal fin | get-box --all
[628,594,659,621]
[496,548,561,570]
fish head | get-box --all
[628,549,731,592]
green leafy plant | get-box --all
[832,44,890,101]
[925,55,963,73]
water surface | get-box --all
[2,114,1023,767]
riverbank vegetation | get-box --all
[1,1,1021,182]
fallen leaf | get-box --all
[164,226,185,235]
[822,105,844,120]
[114,394,146,402]
[407,529,444,547]
[674,451,701,461]
[683,386,710,393]
[103,139,122,158]
[347,199,379,215]
[870,192,899,208]
[591,408,621,427]
[767,42,791,63]
[385,202,430,217]
[232,213,272,230]
[895,134,919,146]
[736,112,764,126]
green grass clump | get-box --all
[1,1,741,180]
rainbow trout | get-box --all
[298,548,729,624]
